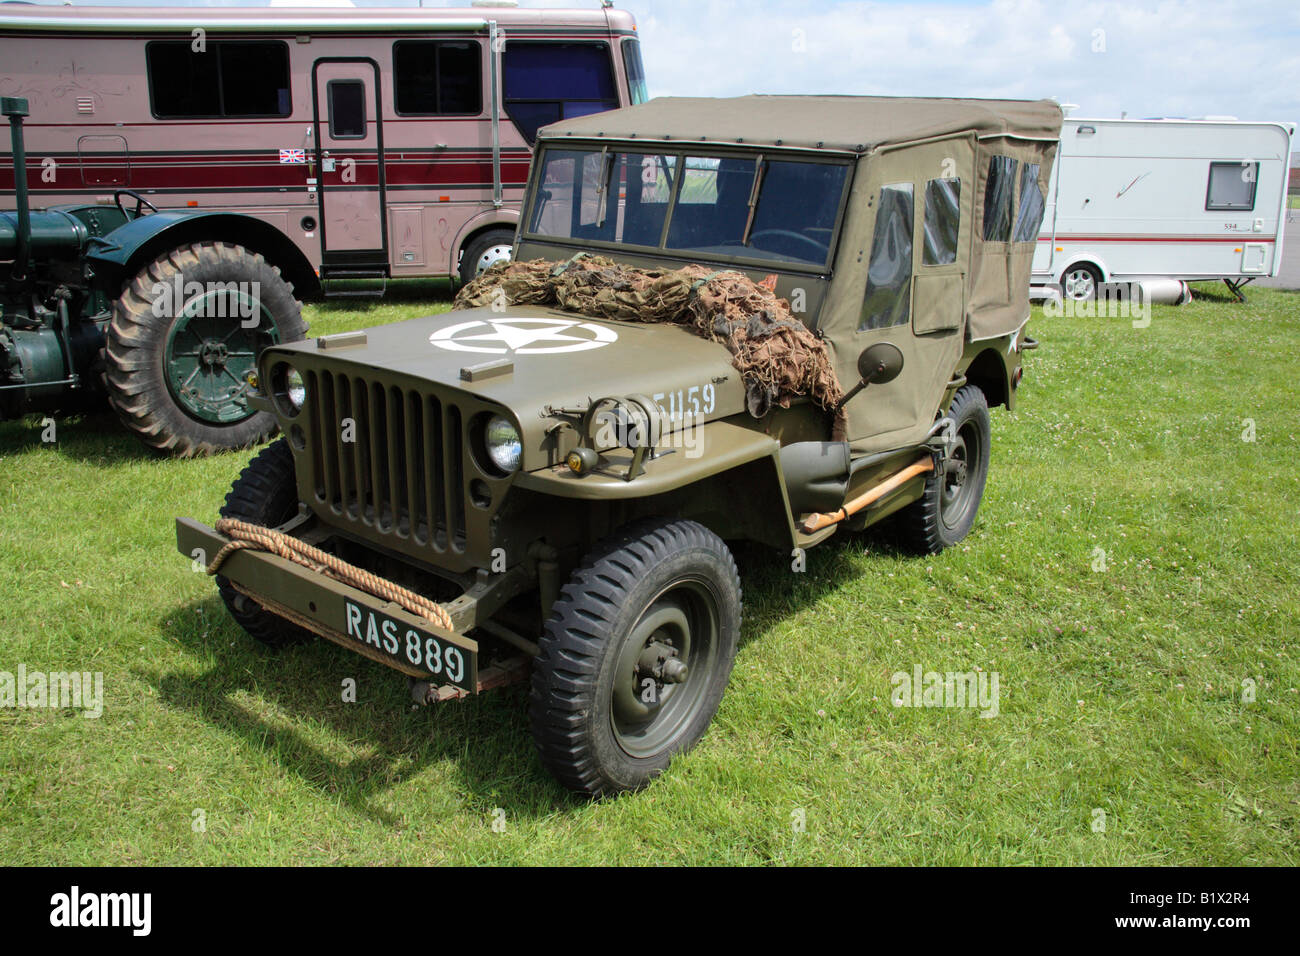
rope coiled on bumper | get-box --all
[206,518,455,632]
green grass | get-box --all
[1,280,1297,865]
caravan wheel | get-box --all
[1061,263,1102,301]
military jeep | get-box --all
[176,95,1062,796]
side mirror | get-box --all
[837,342,905,411]
[858,342,904,386]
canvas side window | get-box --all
[1206,161,1258,211]
[859,183,915,332]
[1013,163,1045,242]
[327,80,366,140]
[922,177,961,266]
[982,156,1018,242]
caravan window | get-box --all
[859,183,915,331]
[922,177,961,265]
[393,41,482,116]
[982,156,1018,242]
[1013,163,1045,242]
[503,42,619,143]
[1206,162,1259,211]
[147,41,291,118]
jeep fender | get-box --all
[513,419,798,550]
[960,336,1019,411]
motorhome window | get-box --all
[528,150,674,246]
[503,42,619,143]
[859,183,915,331]
[1013,163,1045,242]
[982,155,1017,241]
[393,41,482,115]
[622,39,650,105]
[327,81,366,139]
[922,177,961,265]
[1206,161,1259,211]
[664,156,759,253]
[147,41,290,118]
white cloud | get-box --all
[621,0,1300,123]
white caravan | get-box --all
[1033,117,1294,302]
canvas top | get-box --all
[539,95,1064,155]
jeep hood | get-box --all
[272,306,746,465]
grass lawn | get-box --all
[1,280,1296,865]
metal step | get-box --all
[321,273,388,299]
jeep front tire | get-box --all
[216,439,313,649]
[530,518,742,797]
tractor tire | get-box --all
[216,438,313,648]
[105,241,307,457]
[458,228,515,286]
[897,384,991,555]
[530,518,742,797]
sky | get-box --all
[20,0,1300,124]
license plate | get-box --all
[342,598,472,691]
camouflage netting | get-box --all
[453,255,843,414]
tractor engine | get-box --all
[0,96,118,420]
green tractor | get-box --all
[0,97,311,455]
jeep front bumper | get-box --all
[176,517,481,694]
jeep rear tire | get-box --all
[105,241,307,457]
[898,384,991,554]
[216,438,313,648]
[530,518,742,797]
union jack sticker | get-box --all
[279,148,306,164]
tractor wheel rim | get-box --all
[164,288,280,425]
[475,244,512,276]
[610,579,719,759]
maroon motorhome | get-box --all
[0,3,647,291]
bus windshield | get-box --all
[527,147,850,268]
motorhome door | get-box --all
[313,59,388,276]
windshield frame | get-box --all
[521,141,855,274]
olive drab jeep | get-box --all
[176,95,1062,796]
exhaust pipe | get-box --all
[2,96,31,279]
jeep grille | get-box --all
[304,369,469,553]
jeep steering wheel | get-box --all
[114,190,159,221]
[747,229,828,258]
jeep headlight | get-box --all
[271,361,306,416]
[484,414,522,473]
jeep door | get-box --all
[842,140,972,451]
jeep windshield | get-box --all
[524,146,851,271]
